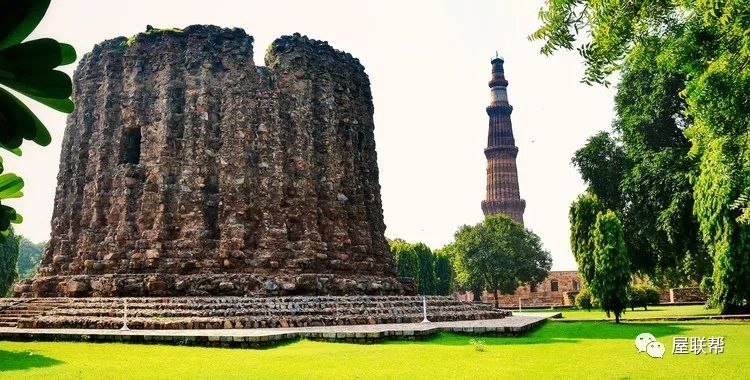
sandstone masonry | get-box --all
[14,25,411,297]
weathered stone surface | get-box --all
[17,25,408,297]
[2,296,511,330]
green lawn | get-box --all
[523,304,720,320]
[1,321,747,379]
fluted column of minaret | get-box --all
[481,57,526,225]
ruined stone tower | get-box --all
[15,25,410,297]
[480,57,525,224]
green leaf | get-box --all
[59,43,76,65]
[0,69,72,99]
[0,85,51,146]
[0,0,51,50]
[12,212,22,223]
[26,94,73,113]
[0,85,37,145]
[0,38,63,71]
[0,143,22,156]
[3,190,22,199]
[0,173,24,198]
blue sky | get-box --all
[10,0,616,270]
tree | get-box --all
[590,211,630,323]
[574,286,598,312]
[452,214,552,308]
[615,37,710,285]
[627,284,661,311]
[0,227,19,296]
[569,193,605,285]
[415,243,436,295]
[17,236,44,279]
[433,247,453,296]
[532,1,746,311]
[390,238,418,277]
[389,239,438,295]
[571,132,628,210]
[0,0,77,233]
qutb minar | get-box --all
[481,56,525,224]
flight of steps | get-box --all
[1,296,511,330]
[0,299,68,327]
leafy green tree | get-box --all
[627,284,661,311]
[0,0,76,233]
[390,238,418,278]
[532,0,745,311]
[17,236,43,279]
[590,211,630,323]
[415,243,435,295]
[569,193,605,285]
[0,227,19,296]
[433,247,453,296]
[452,214,552,307]
[574,286,598,311]
[571,132,628,210]
[389,239,438,295]
[615,37,710,285]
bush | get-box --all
[627,284,661,311]
[575,287,598,311]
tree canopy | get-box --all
[389,239,452,296]
[590,211,630,323]
[0,227,19,295]
[452,214,551,307]
[534,0,748,312]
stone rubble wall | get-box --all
[7,296,510,329]
[668,287,708,303]
[14,25,404,297]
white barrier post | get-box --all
[421,296,430,323]
[120,299,130,331]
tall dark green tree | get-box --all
[433,247,453,296]
[452,214,552,307]
[569,193,605,285]
[389,239,438,295]
[532,0,743,309]
[17,236,44,279]
[0,227,19,296]
[571,132,628,211]
[590,211,630,323]
[414,243,435,295]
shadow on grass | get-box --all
[0,350,63,372]
[390,321,692,347]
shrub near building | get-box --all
[627,284,661,311]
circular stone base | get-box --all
[13,274,416,298]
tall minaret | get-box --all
[481,55,526,224]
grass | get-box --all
[523,304,720,320]
[1,320,747,379]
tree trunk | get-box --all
[472,283,482,302]
[615,312,620,324]
[493,288,499,308]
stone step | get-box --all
[4,296,510,330]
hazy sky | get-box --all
[9,0,616,270]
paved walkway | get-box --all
[0,313,554,347]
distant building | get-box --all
[456,271,583,308]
